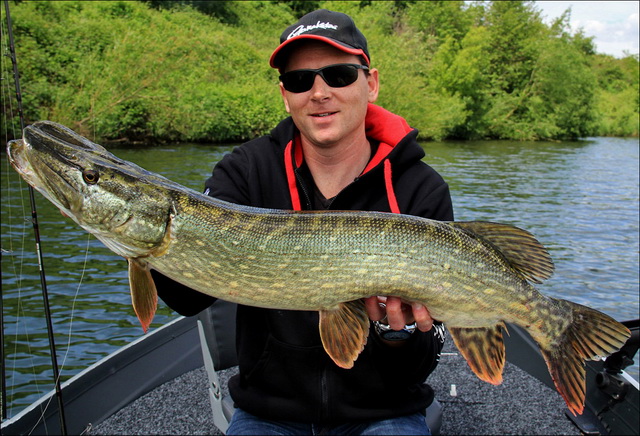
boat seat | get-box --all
[197,300,238,433]
[197,300,443,434]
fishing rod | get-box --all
[2,2,67,433]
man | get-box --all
[156,9,453,435]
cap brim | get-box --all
[269,34,370,69]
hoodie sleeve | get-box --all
[153,270,216,316]
[416,179,454,221]
[397,161,454,222]
[204,145,253,206]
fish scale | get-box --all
[163,205,484,312]
[7,120,631,416]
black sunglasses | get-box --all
[279,63,369,93]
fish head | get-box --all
[7,121,174,259]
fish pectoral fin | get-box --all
[128,258,158,333]
[149,206,175,258]
[451,221,554,284]
[319,300,370,369]
[449,324,506,385]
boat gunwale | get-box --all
[1,316,202,435]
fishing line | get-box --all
[1,22,58,431]
[2,2,67,433]
[0,56,41,421]
[0,10,9,421]
[60,234,91,370]
[0,163,39,423]
[20,232,91,434]
[0,3,22,421]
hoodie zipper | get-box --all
[293,168,314,210]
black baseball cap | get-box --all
[270,9,370,69]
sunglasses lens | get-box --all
[323,65,359,88]
[281,64,364,93]
[282,71,315,93]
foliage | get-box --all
[590,54,640,137]
[142,0,240,24]
[275,1,322,18]
[2,1,290,142]
[1,0,637,144]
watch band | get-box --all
[374,319,417,341]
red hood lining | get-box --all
[284,104,411,212]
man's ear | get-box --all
[367,68,379,103]
[279,82,291,113]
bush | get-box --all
[2,0,637,143]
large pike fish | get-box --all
[7,121,630,416]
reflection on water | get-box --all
[1,137,638,417]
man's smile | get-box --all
[311,111,338,117]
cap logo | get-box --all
[287,21,338,39]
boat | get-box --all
[2,298,638,435]
[0,4,637,434]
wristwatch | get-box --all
[374,319,417,341]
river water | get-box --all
[1,137,638,418]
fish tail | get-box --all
[538,301,630,416]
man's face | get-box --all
[279,41,379,150]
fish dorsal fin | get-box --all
[449,324,507,385]
[319,300,370,369]
[451,221,554,284]
[128,258,158,333]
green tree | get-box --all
[406,0,474,45]
[275,1,322,18]
[142,0,239,24]
[2,0,635,142]
[591,54,640,136]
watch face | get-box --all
[380,329,413,341]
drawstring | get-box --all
[384,159,400,214]
[285,138,401,214]
[284,139,302,211]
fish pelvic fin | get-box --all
[451,222,554,284]
[128,258,158,333]
[319,300,370,369]
[538,301,631,416]
[449,324,507,385]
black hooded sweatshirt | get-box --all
[155,104,454,425]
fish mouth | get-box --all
[7,136,74,212]
[7,139,38,185]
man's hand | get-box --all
[364,296,433,332]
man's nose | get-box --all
[310,73,331,99]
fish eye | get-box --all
[82,169,100,184]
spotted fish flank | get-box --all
[7,121,631,416]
